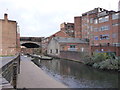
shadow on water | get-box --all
[32,58,119,88]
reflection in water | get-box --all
[32,58,118,88]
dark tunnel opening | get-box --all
[21,43,40,48]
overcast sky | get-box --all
[0,0,119,37]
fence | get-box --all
[1,54,20,89]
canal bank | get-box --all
[17,56,67,88]
[47,51,119,71]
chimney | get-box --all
[4,13,8,21]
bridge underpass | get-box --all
[20,37,43,55]
[21,43,40,48]
[21,43,42,55]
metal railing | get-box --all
[1,54,20,89]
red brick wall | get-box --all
[91,46,120,56]
[74,16,82,38]
[0,14,19,56]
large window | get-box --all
[112,22,120,26]
[100,26,110,31]
[94,28,99,32]
[94,36,99,40]
[68,45,77,51]
[112,13,120,20]
[99,16,109,23]
[100,34,109,40]
[70,45,76,48]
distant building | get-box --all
[47,37,89,56]
[60,22,75,37]
[41,23,74,54]
[0,13,20,55]
[41,30,71,54]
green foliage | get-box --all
[92,59,119,70]
[84,53,119,71]
[92,53,111,62]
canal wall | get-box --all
[47,51,89,63]
[60,51,89,62]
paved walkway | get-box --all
[17,56,67,88]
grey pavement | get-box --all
[17,56,68,88]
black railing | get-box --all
[1,54,20,89]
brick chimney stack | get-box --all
[4,13,8,21]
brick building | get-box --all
[75,8,120,56]
[47,37,89,56]
[0,13,20,56]
[42,6,120,56]
[60,22,75,37]
[42,30,71,54]
[42,22,75,54]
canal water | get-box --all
[32,58,118,88]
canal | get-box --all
[32,58,118,88]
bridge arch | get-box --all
[21,42,40,48]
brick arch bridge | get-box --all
[20,37,44,54]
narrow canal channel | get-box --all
[32,58,118,88]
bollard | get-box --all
[18,54,20,74]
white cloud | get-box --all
[0,0,119,37]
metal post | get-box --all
[12,62,17,89]
[18,54,20,74]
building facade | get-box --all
[81,8,120,56]
[47,37,89,56]
[60,22,75,37]
[0,14,20,56]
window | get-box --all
[112,13,120,20]
[94,19,98,24]
[70,45,76,48]
[94,28,99,32]
[56,49,58,53]
[83,23,87,26]
[100,26,109,31]
[90,18,93,23]
[112,33,117,38]
[90,26,93,31]
[68,45,77,51]
[50,49,52,53]
[94,36,99,40]
[112,23,120,26]
[67,26,70,29]
[100,34,109,40]
[99,16,109,23]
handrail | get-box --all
[1,54,20,89]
